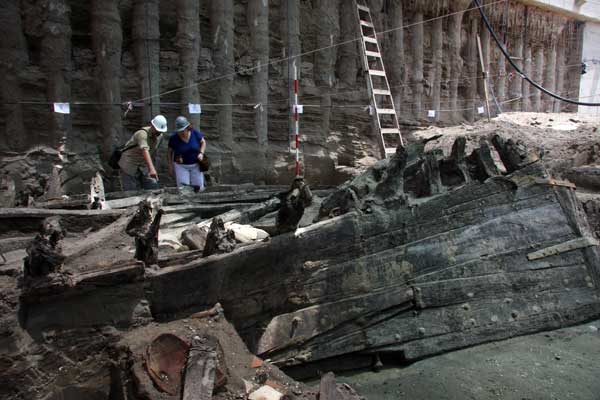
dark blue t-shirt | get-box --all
[168,129,204,165]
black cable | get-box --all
[474,0,600,107]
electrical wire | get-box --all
[474,0,600,107]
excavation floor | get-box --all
[335,320,600,400]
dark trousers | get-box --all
[120,169,159,191]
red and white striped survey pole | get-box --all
[293,61,300,177]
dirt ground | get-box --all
[333,320,600,400]
[412,112,600,176]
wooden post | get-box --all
[477,35,492,122]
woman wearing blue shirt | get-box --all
[167,116,207,190]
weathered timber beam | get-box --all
[431,16,443,120]
[182,335,218,400]
[281,0,301,129]
[133,0,160,121]
[399,292,600,361]
[210,0,234,147]
[196,197,281,229]
[176,0,201,128]
[522,47,533,111]
[275,288,599,366]
[91,0,123,160]
[554,40,566,113]
[0,208,125,237]
[338,1,358,88]
[40,0,72,149]
[315,0,339,142]
[0,0,27,151]
[533,46,544,111]
[411,8,424,118]
[257,286,414,355]
[527,237,598,260]
[248,0,269,150]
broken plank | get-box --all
[319,372,338,400]
[33,195,91,209]
[0,208,124,218]
[196,197,281,229]
[398,298,600,361]
[0,236,34,253]
[257,286,414,355]
[0,208,125,237]
[182,335,218,400]
[527,237,598,260]
[415,264,592,309]
[271,287,599,366]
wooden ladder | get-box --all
[355,1,404,158]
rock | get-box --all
[181,226,209,250]
[249,385,283,400]
[158,232,183,252]
[225,223,269,243]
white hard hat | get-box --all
[151,115,168,133]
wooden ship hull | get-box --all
[17,135,600,375]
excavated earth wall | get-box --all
[0,0,585,196]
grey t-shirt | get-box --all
[118,127,161,176]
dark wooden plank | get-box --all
[270,287,599,366]
[0,208,125,218]
[399,300,600,361]
[182,336,217,400]
[555,186,600,288]
[257,286,414,355]
[319,372,338,400]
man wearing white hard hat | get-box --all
[118,115,168,191]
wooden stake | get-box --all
[477,35,492,122]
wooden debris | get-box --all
[474,139,502,180]
[126,201,164,266]
[138,212,163,265]
[319,372,338,400]
[190,303,224,319]
[14,137,600,378]
[0,173,16,208]
[492,134,539,172]
[23,217,66,278]
[0,207,125,237]
[421,149,445,196]
[445,135,472,185]
[196,197,281,229]
[203,218,236,257]
[276,177,313,234]
[527,237,598,260]
[182,335,218,400]
[43,166,63,201]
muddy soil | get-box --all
[333,320,600,400]
[413,112,600,181]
